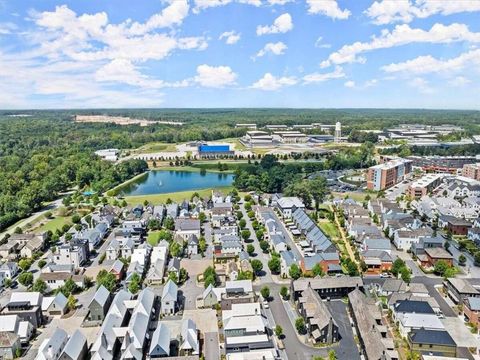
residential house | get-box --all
[0,262,18,279]
[221,280,255,310]
[270,234,287,253]
[0,315,33,344]
[227,261,238,281]
[291,277,364,301]
[297,287,340,344]
[105,239,121,261]
[444,278,480,304]
[121,238,135,259]
[90,289,132,359]
[109,259,125,281]
[422,247,453,268]
[468,227,480,245]
[149,323,171,358]
[221,239,243,256]
[59,330,88,360]
[146,258,165,286]
[166,203,179,219]
[19,234,45,258]
[439,215,472,235]
[35,328,68,360]
[199,284,226,309]
[392,300,444,337]
[2,292,43,328]
[186,234,199,256]
[361,250,393,275]
[167,257,180,280]
[393,228,433,251]
[175,219,201,240]
[222,303,272,353]
[180,319,199,355]
[41,292,68,317]
[161,279,178,315]
[88,285,112,322]
[411,236,444,256]
[408,329,456,358]
[0,332,20,360]
[463,297,480,328]
[280,251,297,278]
[52,242,88,269]
[378,279,407,296]
[276,196,305,218]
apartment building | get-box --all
[366,158,412,191]
[462,163,480,181]
[407,174,444,198]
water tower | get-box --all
[334,122,341,142]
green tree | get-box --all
[169,242,183,257]
[280,286,288,299]
[18,272,33,286]
[391,258,406,277]
[128,273,142,294]
[247,244,255,256]
[96,269,117,292]
[203,266,217,288]
[458,254,467,266]
[328,349,337,360]
[274,325,283,338]
[199,237,207,254]
[400,267,411,284]
[295,317,305,334]
[241,229,251,241]
[199,212,206,223]
[168,271,178,284]
[312,263,324,277]
[239,219,246,229]
[18,258,32,271]
[475,251,480,266]
[32,279,47,294]
[179,268,188,284]
[260,286,270,300]
[3,278,12,288]
[38,259,47,269]
[268,256,281,274]
[60,278,79,296]
[251,259,263,275]
[259,240,269,253]
[434,260,449,276]
[71,214,81,224]
[289,264,302,280]
[67,294,77,311]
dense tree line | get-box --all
[380,143,480,157]
[347,130,379,143]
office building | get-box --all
[366,158,413,191]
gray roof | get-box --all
[175,218,200,231]
[162,279,178,302]
[61,330,86,359]
[299,287,336,330]
[381,279,407,293]
[293,276,363,292]
[149,323,170,357]
[280,250,296,267]
[364,238,391,251]
[238,250,250,261]
[362,250,392,262]
[271,234,286,247]
[168,257,181,272]
[91,285,111,307]
[466,297,480,311]
[409,329,456,347]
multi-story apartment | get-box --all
[462,163,480,181]
[407,174,444,198]
[366,158,412,191]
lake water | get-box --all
[120,170,235,196]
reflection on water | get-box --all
[120,170,234,196]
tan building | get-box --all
[462,163,480,181]
[407,174,444,198]
[366,158,413,191]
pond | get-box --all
[120,170,235,196]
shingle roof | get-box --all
[162,279,178,301]
[61,330,86,359]
[394,300,435,314]
[409,329,456,346]
[91,285,111,307]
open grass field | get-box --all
[332,191,375,202]
[318,219,341,240]
[37,216,73,233]
[123,186,236,205]
[147,231,162,246]
[133,142,178,153]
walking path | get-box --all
[329,204,358,264]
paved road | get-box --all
[204,332,220,360]
[326,300,361,360]
[240,202,272,283]
[448,241,480,278]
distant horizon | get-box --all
[1,107,480,112]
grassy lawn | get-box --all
[134,142,177,153]
[36,216,73,233]
[147,231,162,246]
[123,186,235,205]
[318,220,340,240]
[219,137,247,151]
[332,191,375,202]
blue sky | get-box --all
[0,0,479,109]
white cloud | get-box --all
[365,79,378,87]
[32,5,208,63]
[251,73,297,90]
[239,0,262,6]
[302,66,345,83]
[409,77,434,94]
[194,64,237,87]
[315,36,331,48]
[382,49,480,74]
[193,0,261,13]
[449,76,471,87]
[267,0,293,5]
[254,41,287,58]
[321,23,480,67]
[306,0,351,19]
[0,22,17,35]
[219,31,241,44]
[95,59,188,88]
[128,0,189,35]
[344,80,355,88]
[366,0,480,25]
[256,13,293,35]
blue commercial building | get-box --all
[198,144,234,157]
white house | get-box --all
[161,279,178,315]
[276,197,305,218]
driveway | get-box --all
[204,332,220,360]
[326,300,361,360]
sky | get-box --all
[0,0,479,109]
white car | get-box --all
[263,301,269,309]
